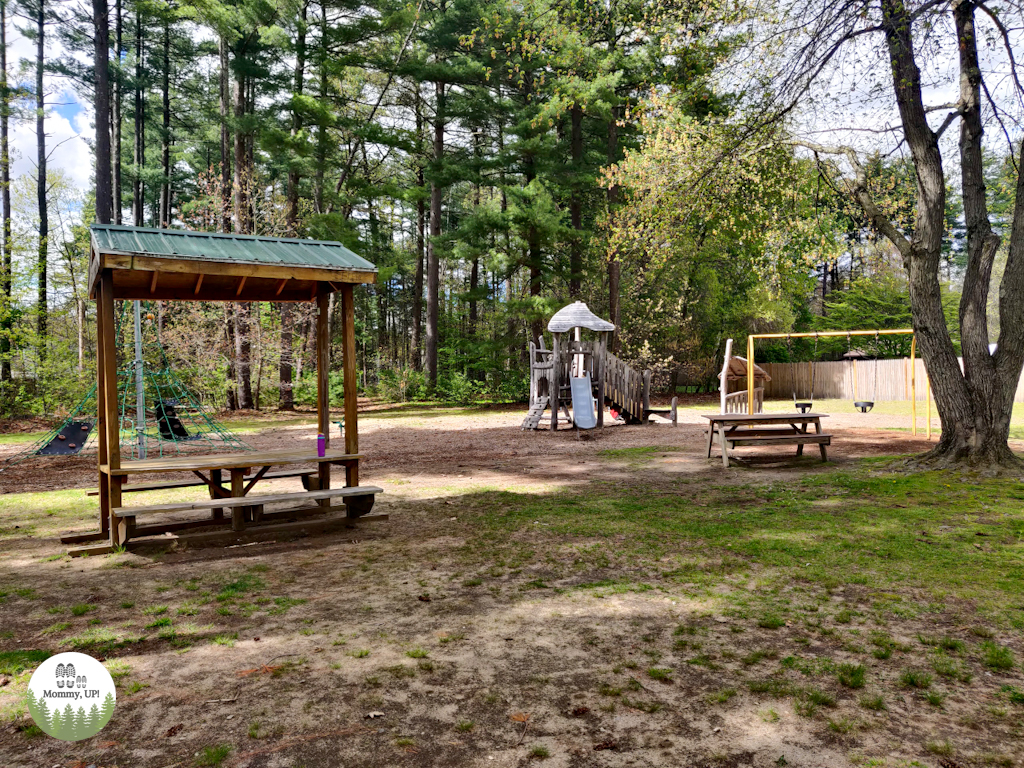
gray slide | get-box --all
[570,375,597,429]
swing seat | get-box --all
[854,401,874,413]
[794,402,813,413]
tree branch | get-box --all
[788,138,912,259]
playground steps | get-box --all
[522,397,550,430]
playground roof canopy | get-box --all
[547,301,615,333]
[724,355,771,382]
[88,224,377,303]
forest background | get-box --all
[0,0,1018,418]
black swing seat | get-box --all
[154,401,201,441]
[794,402,813,413]
[854,401,874,413]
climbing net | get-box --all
[0,301,250,472]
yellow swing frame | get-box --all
[745,329,933,437]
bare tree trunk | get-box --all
[219,36,231,232]
[606,105,620,351]
[411,90,424,370]
[113,0,121,223]
[35,0,47,359]
[0,0,11,384]
[233,67,249,235]
[425,79,444,388]
[286,1,307,234]
[225,304,238,410]
[158,17,170,227]
[93,0,112,224]
[132,7,143,227]
[569,103,583,298]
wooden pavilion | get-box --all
[69,225,383,552]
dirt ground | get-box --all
[0,402,1022,767]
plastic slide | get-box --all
[570,375,597,429]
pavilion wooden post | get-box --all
[95,275,110,537]
[747,335,755,415]
[97,270,122,544]
[341,283,359,487]
[316,287,331,505]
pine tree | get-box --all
[86,701,101,737]
[48,704,62,737]
[99,691,115,728]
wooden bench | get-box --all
[86,468,318,497]
[112,485,383,544]
[702,412,831,468]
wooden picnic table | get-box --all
[99,449,362,538]
[701,413,831,468]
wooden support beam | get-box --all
[317,287,332,500]
[235,276,247,296]
[194,274,204,294]
[341,283,359,487]
[95,276,110,536]
[98,270,122,543]
[275,278,288,296]
[149,271,159,293]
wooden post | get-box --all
[341,283,359,486]
[550,332,560,430]
[98,271,122,544]
[95,276,110,536]
[642,370,651,422]
[746,335,755,415]
[596,332,606,428]
[316,286,332,500]
[910,336,917,436]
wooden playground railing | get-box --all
[723,388,764,413]
[604,350,645,421]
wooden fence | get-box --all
[761,358,1024,403]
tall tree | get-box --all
[764,0,1024,467]
[93,0,112,223]
[0,0,10,384]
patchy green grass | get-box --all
[451,466,1024,627]
[0,650,50,675]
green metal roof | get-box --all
[90,224,377,273]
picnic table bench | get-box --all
[702,412,831,468]
[98,448,380,545]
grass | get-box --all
[837,663,866,689]
[0,650,50,675]
[981,641,1015,671]
[900,669,933,689]
[528,745,550,759]
[195,744,233,766]
[442,466,1024,628]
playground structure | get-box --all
[1,302,250,471]
[718,339,771,414]
[67,224,383,554]
[742,329,934,435]
[523,302,677,430]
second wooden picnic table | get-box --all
[701,412,832,468]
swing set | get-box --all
[745,329,934,436]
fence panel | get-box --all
[761,358,1024,403]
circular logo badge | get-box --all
[26,652,116,741]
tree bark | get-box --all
[425,79,444,388]
[411,90,424,370]
[35,0,46,358]
[219,36,231,232]
[0,0,10,384]
[113,0,121,223]
[569,103,583,298]
[286,1,306,234]
[158,17,170,227]
[606,105,620,351]
[132,7,143,227]
[93,0,112,224]
[233,66,249,235]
